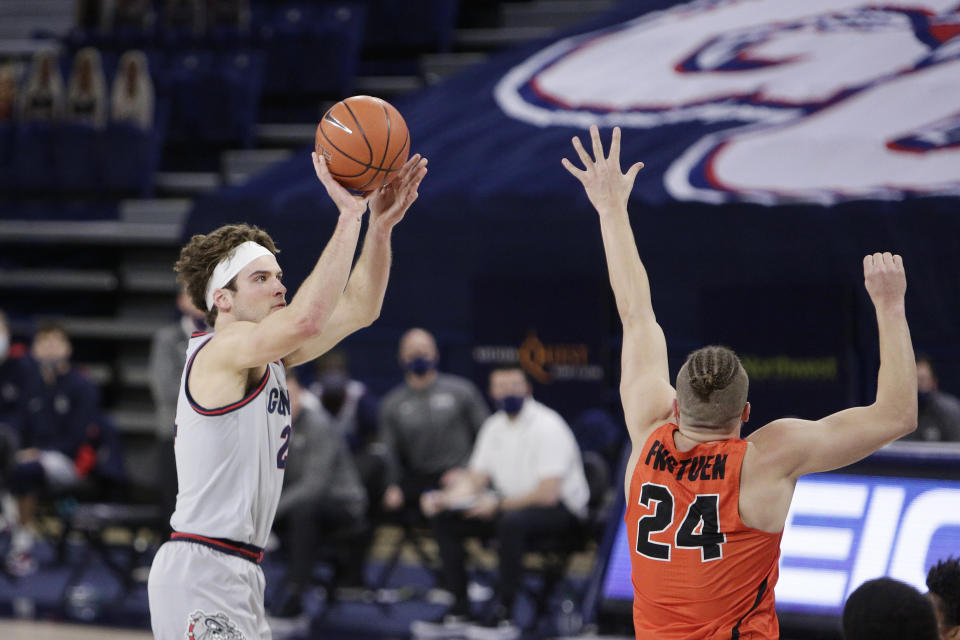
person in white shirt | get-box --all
[415,364,589,639]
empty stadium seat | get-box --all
[57,124,105,193]
[103,123,155,195]
[259,2,366,96]
[359,0,459,52]
[0,122,15,193]
[15,122,60,194]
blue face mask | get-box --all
[405,356,436,376]
[498,395,525,416]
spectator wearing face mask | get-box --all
[6,323,101,576]
[309,350,384,509]
[148,288,207,530]
[0,311,43,493]
[377,328,488,514]
[414,364,590,638]
[270,369,368,618]
[902,356,960,442]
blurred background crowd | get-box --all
[0,0,959,639]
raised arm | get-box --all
[748,253,917,479]
[563,126,674,442]
[284,154,428,366]
[209,153,368,370]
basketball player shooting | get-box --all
[563,126,917,640]
[147,151,427,640]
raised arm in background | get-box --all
[563,126,675,445]
[748,253,917,480]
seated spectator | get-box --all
[0,311,43,492]
[843,577,939,640]
[66,47,107,129]
[109,0,156,31]
[928,557,960,640]
[149,287,207,529]
[163,0,205,35]
[310,349,383,502]
[0,65,18,121]
[5,323,101,576]
[110,50,154,130]
[206,0,250,31]
[271,369,368,618]
[0,310,44,443]
[902,356,960,442]
[414,365,590,639]
[18,50,64,123]
[378,328,488,514]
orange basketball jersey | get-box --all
[625,423,782,640]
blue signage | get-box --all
[600,473,960,616]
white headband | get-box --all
[205,241,274,311]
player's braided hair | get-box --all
[927,557,960,628]
[686,346,741,401]
[174,223,279,327]
[676,345,749,427]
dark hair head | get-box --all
[490,363,527,381]
[843,577,939,640]
[34,322,69,342]
[928,557,960,629]
[174,223,278,327]
[675,345,748,427]
[916,353,936,374]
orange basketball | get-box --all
[315,95,410,192]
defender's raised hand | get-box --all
[864,252,907,310]
[562,125,644,215]
[313,151,370,218]
[369,154,428,231]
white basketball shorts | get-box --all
[148,538,270,640]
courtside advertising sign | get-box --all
[601,473,960,615]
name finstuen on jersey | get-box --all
[644,439,728,483]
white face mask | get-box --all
[0,332,8,361]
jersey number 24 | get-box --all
[635,482,726,562]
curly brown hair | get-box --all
[174,224,279,327]
[676,345,749,427]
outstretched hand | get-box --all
[562,125,644,215]
[863,252,906,311]
[369,154,428,231]
[313,152,371,218]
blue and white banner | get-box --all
[495,0,960,204]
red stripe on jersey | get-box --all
[183,335,272,416]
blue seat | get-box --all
[103,123,154,196]
[213,50,264,145]
[57,124,105,193]
[360,0,459,52]
[259,3,366,96]
[0,122,15,193]
[165,50,215,141]
[14,122,60,194]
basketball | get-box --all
[315,95,411,192]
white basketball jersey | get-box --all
[169,332,290,548]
